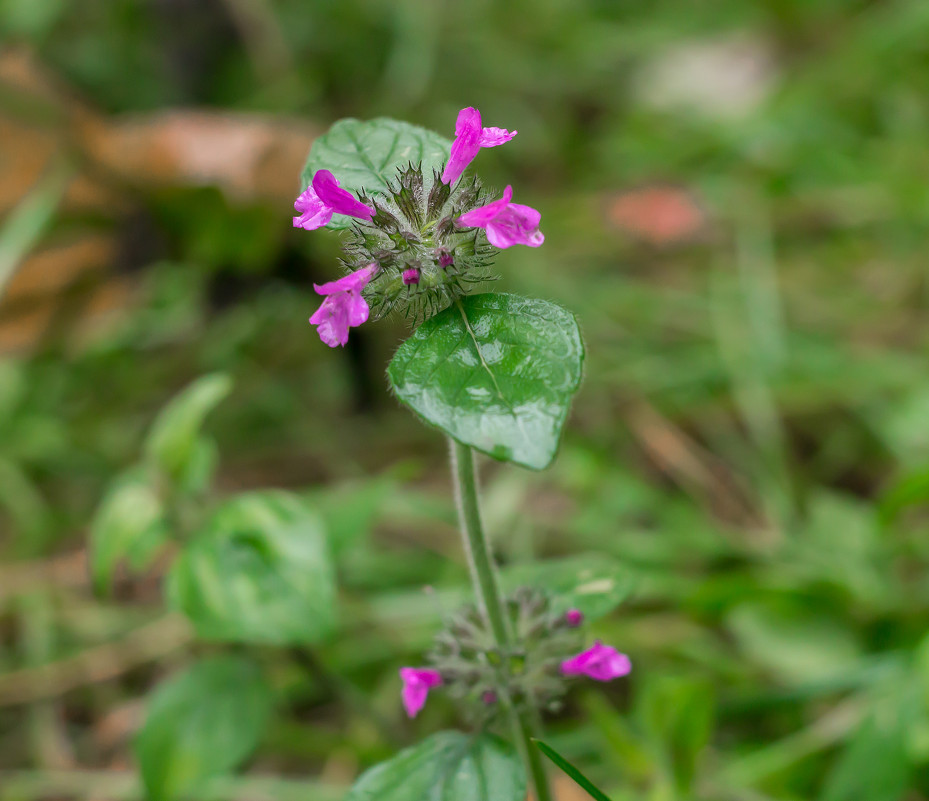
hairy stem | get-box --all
[449,439,552,801]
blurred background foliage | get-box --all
[1,0,929,799]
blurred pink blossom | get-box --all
[399,667,442,718]
[565,609,584,627]
[561,641,631,682]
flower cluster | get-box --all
[397,588,631,719]
[294,107,544,348]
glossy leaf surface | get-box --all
[388,294,584,470]
[167,491,335,644]
[345,731,525,801]
[301,117,451,229]
[135,656,272,801]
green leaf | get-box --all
[345,731,525,801]
[0,359,24,420]
[534,740,613,801]
[638,675,715,794]
[144,373,232,482]
[308,477,394,556]
[301,117,451,230]
[89,468,167,595]
[502,554,635,621]
[0,160,72,302]
[167,491,335,645]
[0,456,51,538]
[388,294,584,470]
[135,656,273,801]
[821,712,912,801]
[175,437,220,496]
[727,601,862,686]
[879,466,929,525]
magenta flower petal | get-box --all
[457,186,543,249]
[561,641,631,682]
[293,186,334,230]
[454,106,482,137]
[504,202,541,230]
[309,296,351,347]
[457,185,513,227]
[441,107,517,185]
[313,263,377,295]
[310,169,374,220]
[309,264,377,347]
[442,107,483,185]
[485,204,545,249]
[345,290,370,327]
[478,126,517,147]
[399,667,442,718]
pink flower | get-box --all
[457,185,544,249]
[561,641,631,682]
[402,267,420,285]
[293,169,374,230]
[441,107,517,185]
[309,264,377,347]
[399,667,442,718]
[564,609,584,627]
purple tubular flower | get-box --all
[308,264,377,347]
[441,107,517,186]
[293,169,374,230]
[561,641,631,682]
[399,667,442,718]
[565,609,584,627]
[402,267,421,285]
[457,185,544,249]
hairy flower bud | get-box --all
[340,163,498,323]
[421,587,587,721]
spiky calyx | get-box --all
[427,587,584,723]
[340,163,498,324]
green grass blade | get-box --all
[0,160,73,302]
[533,739,613,801]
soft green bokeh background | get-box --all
[2,1,929,799]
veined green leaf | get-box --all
[345,731,525,801]
[300,117,451,230]
[167,491,335,645]
[388,294,584,470]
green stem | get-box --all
[449,439,552,801]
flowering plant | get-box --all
[295,108,633,800]
[88,107,633,801]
